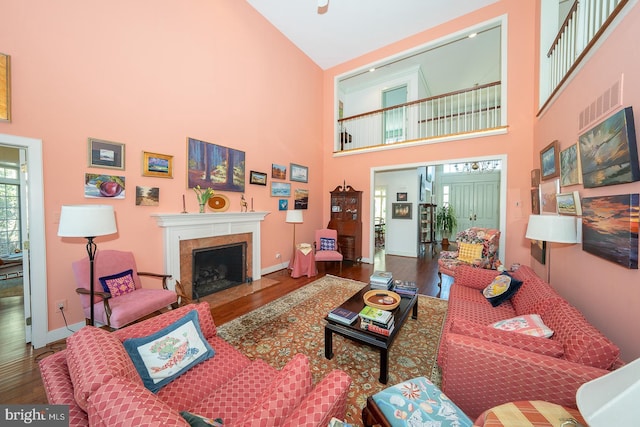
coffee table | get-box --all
[324,285,418,384]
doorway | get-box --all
[0,133,47,348]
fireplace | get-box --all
[192,242,247,299]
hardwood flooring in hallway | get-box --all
[0,246,450,405]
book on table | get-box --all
[359,305,393,324]
[370,270,393,285]
[327,307,358,325]
[369,280,392,290]
[360,316,395,329]
[360,321,395,336]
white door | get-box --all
[449,179,500,232]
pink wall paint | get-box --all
[533,3,640,360]
[323,0,538,270]
[0,0,324,331]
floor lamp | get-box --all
[285,210,304,256]
[525,214,577,283]
[57,205,117,326]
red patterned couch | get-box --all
[39,302,352,426]
[437,264,623,419]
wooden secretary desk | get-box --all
[328,185,362,263]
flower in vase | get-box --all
[194,185,214,204]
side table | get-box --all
[288,244,317,278]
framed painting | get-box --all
[270,182,291,197]
[271,163,286,180]
[531,188,540,214]
[540,140,560,180]
[556,191,582,215]
[290,163,308,183]
[88,138,125,170]
[530,169,540,188]
[396,192,408,201]
[540,179,559,214]
[135,186,159,206]
[142,151,173,178]
[84,173,125,199]
[0,53,10,122]
[391,203,412,219]
[249,170,267,186]
[294,188,308,209]
[582,194,639,269]
[579,107,640,188]
[278,199,288,211]
[560,143,582,187]
[187,137,245,192]
[530,240,546,265]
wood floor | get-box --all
[0,246,450,405]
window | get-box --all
[0,165,21,256]
[374,186,387,220]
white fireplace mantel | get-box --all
[151,212,269,288]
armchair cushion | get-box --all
[123,310,215,393]
[99,269,136,296]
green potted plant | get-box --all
[436,204,457,248]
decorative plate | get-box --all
[363,290,401,311]
[208,194,230,212]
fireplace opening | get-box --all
[192,242,247,300]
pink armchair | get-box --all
[314,228,343,273]
[438,227,501,286]
[71,249,177,329]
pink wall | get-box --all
[0,0,325,330]
[322,1,538,272]
[533,3,640,360]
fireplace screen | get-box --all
[192,242,247,300]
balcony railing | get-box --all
[336,82,502,152]
[544,0,628,104]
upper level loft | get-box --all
[334,0,631,154]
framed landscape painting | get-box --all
[540,140,560,180]
[142,151,173,178]
[582,194,639,269]
[187,137,245,192]
[560,143,582,187]
[556,191,582,215]
[578,107,640,188]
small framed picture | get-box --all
[391,203,412,219]
[88,138,125,170]
[290,163,308,183]
[531,169,541,188]
[560,144,582,187]
[250,170,267,186]
[142,151,173,178]
[397,192,408,201]
[272,163,286,180]
[0,52,10,122]
[271,182,291,197]
[531,188,540,214]
[540,140,560,180]
[557,191,582,215]
[85,173,125,199]
[136,186,159,206]
[278,199,288,210]
[540,179,560,213]
[294,188,308,209]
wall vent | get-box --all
[578,77,623,133]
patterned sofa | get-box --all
[437,264,623,419]
[39,302,352,426]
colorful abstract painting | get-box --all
[582,194,639,269]
[578,107,640,188]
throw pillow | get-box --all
[123,310,215,393]
[180,411,224,427]
[481,272,523,307]
[98,269,136,297]
[320,237,336,251]
[490,314,554,338]
[457,242,483,263]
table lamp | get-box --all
[525,214,577,283]
[57,205,117,326]
[285,210,304,255]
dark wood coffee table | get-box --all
[324,285,418,384]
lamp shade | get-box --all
[525,215,577,243]
[576,357,640,426]
[58,205,117,237]
[285,210,304,224]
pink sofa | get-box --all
[39,302,352,426]
[438,264,623,419]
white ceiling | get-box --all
[246,0,500,70]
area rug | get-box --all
[217,275,448,425]
[0,277,23,298]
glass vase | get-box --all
[199,203,206,213]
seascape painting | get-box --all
[578,107,640,188]
[582,194,639,269]
[187,137,245,192]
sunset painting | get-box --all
[582,194,639,269]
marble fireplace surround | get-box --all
[151,212,269,293]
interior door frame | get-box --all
[369,154,507,264]
[0,133,47,348]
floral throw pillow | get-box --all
[98,269,136,297]
[491,314,554,338]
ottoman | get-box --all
[362,376,473,427]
